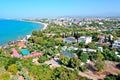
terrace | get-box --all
[23,52,43,58]
[11,48,22,58]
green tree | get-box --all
[16,61,22,71]
[79,42,85,48]
[7,64,18,75]
[95,51,104,71]
[0,48,5,57]
[38,55,49,63]
[79,53,89,63]
[116,30,120,37]
[0,72,10,80]
[79,66,87,72]
[95,60,104,71]
[88,42,95,49]
[59,55,70,66]
[74,32,80,43]
[11,75,19,80]
[70,56,81,69]
[59,72,69,80]
[5,57,19,70]
[97,51,104,60]
[102,49,120,62]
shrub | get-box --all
[38,55,49,63]
[0,72,10,80]
[79,66,87,72]
[7,64,18,75]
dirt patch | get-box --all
[83,61,120,80]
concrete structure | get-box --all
[112,40,120,48]
[26,35,31,39]
[67,46,78,51]
[81,48,96,53]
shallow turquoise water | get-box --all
[0,19,43,45]
[21,49,30,55]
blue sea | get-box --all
[0,19,43,45]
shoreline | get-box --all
[30,21,48,30]
[0,19,48,47]
[18,19,48,30]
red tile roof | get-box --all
[18,42,25,48]
[23,52,43,58]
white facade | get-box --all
[112,40,120,48]
[26,35,31,40]
[98,47,103,52]
[115,52,120,57]
[81,48,96,52]
[78,36,92,44]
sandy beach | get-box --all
[34,21,48,30]
[19,19,48,30]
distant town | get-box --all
[1,17,120,80]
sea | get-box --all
[0,19,43,45]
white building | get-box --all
[81,48,96,53]
[78,36,92,44]
[115,52,120,57]
[98,47,103,52]
[112,40,120,48]
[67,46,78,51]
[26,35,31,40]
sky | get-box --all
[0,0,120,18]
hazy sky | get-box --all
[0,0,120,18]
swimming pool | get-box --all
[61,51,74,58]
[21,49,30,55]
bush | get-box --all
[59,55,70,66]
[7,64,18,75]
[70,56,81,69]
[5,57,19,70]
[79,66,87,72]
[38,55,49,63]
[16,61,22,71]
[0,72,10,80]
[19,68,32,80]
[0,66,6,73]
[105,74,120,80]
[11,75,19,80]
[95,60,104,71]
[79,53,89,63]
[74,68,79,74]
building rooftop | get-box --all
[61,51,74,58]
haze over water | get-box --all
[0,19,43,45]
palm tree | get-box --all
[74,32,80,43]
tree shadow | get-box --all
[116,63,120,69]
[86,64,97,73]
[53,58,62,65]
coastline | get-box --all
[18,19,48,30]
[31,21,48,30]
[0,19,48,47]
